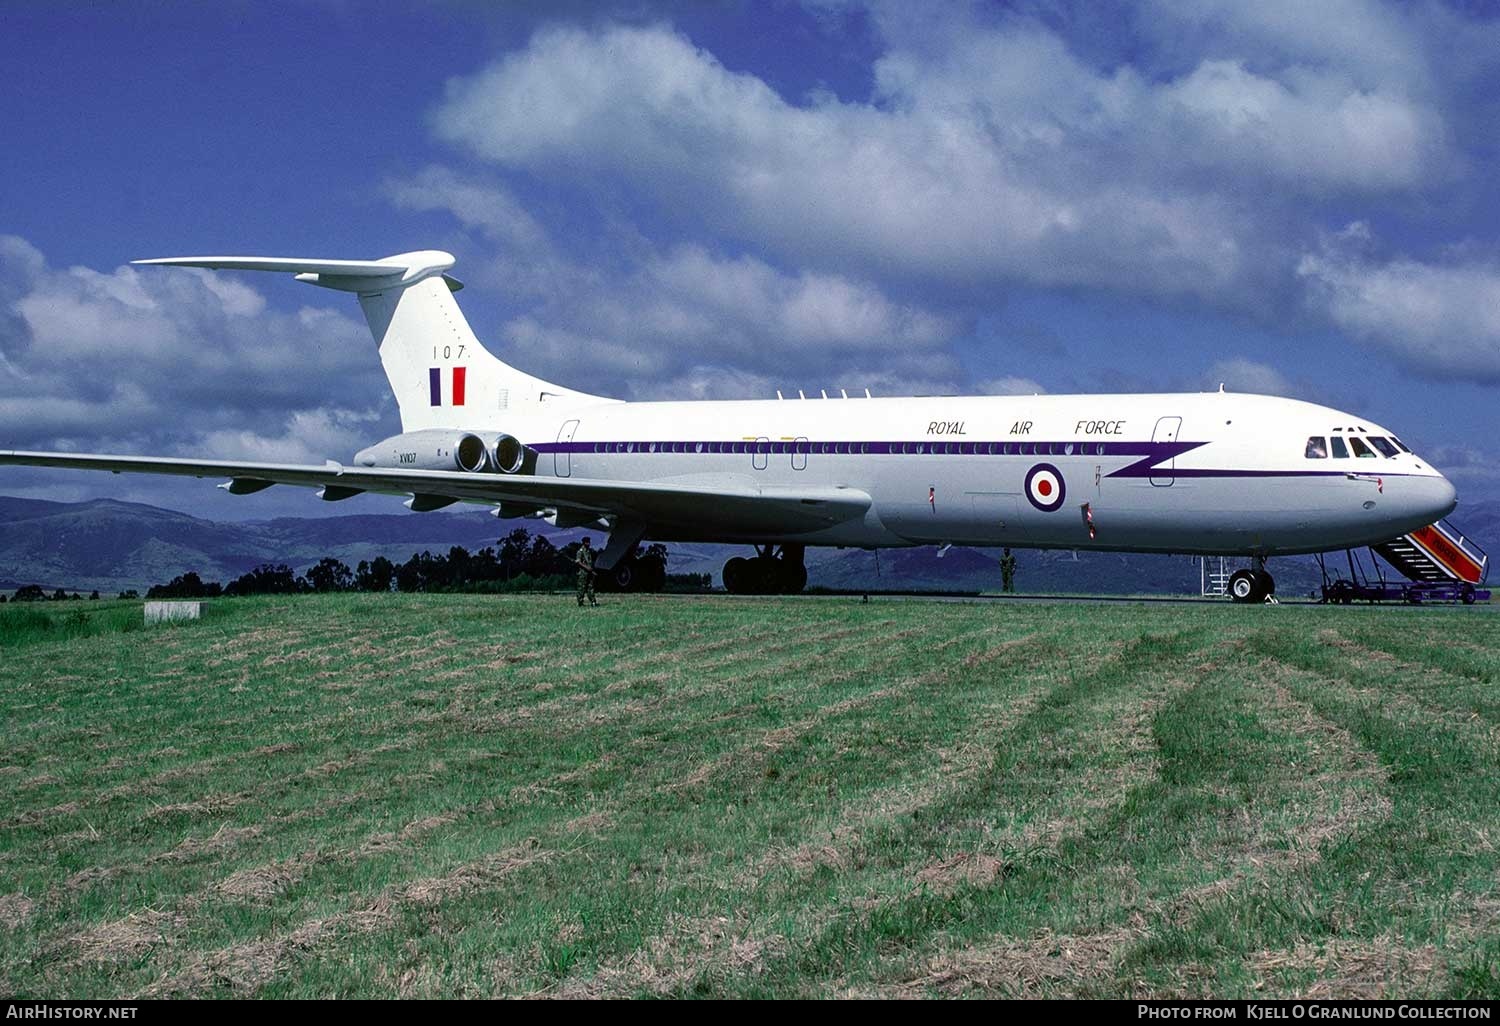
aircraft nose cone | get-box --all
[1420,474,1458,522]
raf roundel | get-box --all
[1024,462,1067,513]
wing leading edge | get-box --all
[0,450,871,536]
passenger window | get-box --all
[1350,437,1375,458]
[1368,437,1398,458]
[1330,437,1349,458]
[1305,436,1328,459]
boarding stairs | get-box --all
[1371,519,1488,585]
[1200,556,1231,597]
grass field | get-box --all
[2,593,1498,998]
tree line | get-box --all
[132,528,707,599]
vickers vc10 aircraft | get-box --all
[0,250,1459,602]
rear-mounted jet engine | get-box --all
[355,430,490,473]
[354,430,536,476]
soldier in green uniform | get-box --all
[575,537,598,607]
[1000,548,1017,593]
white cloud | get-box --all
[1202,357,1297,397]
[976,376,1046,396]
[385,165,550,254]
[1135,0,1430,88]
[194,408,386,465]
[429,19,1455,315]
[385,168,968,399]
[517,245,962,398]
[0,238,395,453]
[1298,228,1500,384]
[431,23,1253,302]
[1160,60,1441,191]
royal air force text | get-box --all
[924,420,1127,436]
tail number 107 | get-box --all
[433,345,466,360]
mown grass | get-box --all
[0,593,1496,998]
[0,600,154,650]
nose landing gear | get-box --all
[722,544,807,595]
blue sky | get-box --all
[2,0,1499,519]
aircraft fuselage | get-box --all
[490,390,1457,557]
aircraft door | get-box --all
[753,436,770,471]
[1150,416,1181,487]
[792,436,808,471]
[555,419,579,477]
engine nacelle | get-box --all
[355,430,491,473]
[491,433,526,475]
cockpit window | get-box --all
[1390,436,1411,453]
[1368,436,1398,458]
[1305,436,1328,458]
[1330,437,1349,458]
[1349,437,1376,458]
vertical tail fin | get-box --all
[134,250,609,431]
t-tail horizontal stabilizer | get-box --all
[132,252,464,293]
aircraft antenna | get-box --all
[821,389,829,399]
[841,388,848,399]
[776,390,784,400]
[865,388,872,398]
[798,389,806,400]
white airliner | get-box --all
[0,250,1458,602]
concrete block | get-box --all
[145,601,202,624]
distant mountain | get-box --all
[0,494,1491,598]
[0,497,513,594]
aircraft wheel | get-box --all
[1228,569,1260,604]
[752,557,781,595]
[781,562,808,595]
[723,557,750,594]
[609,557,637,592]
[1462,584,1477,605]
[1255,570,1275,596]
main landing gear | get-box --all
[597,551,666,593]
[722,544,807,595]
[1228,557,1276,604]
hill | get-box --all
[0,496,513,594]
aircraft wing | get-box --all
[0,450,871,535]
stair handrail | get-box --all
[1437,519,1489,583]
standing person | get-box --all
[575,537,598,607]
[1000,548,1017,594]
